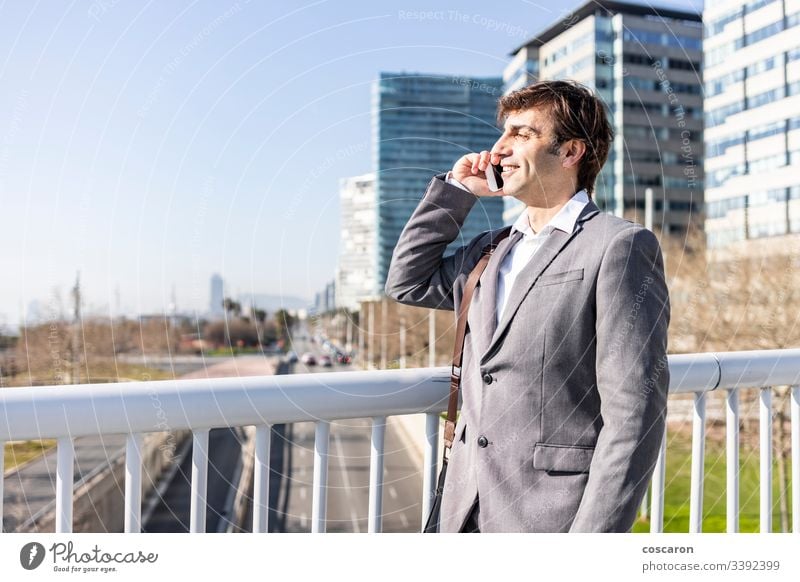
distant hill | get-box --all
[237,293,311,313]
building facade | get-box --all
[373,72,506,290]
[209,273,224,317]
[336,173,378,311]
[704,0,800,254]
[502,0,703,236]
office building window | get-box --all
[622,28,701,51]
[748,188,788,207]
[707,196,746,219]
[746,56,780,77]
[745,20,783,46]
[706,101,744,128]
[746,86,784,109]
[705,68,744,97]
[707,133,745,158]
[705,5,743,38]
[747,120,785,142]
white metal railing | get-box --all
[1,349,799,534]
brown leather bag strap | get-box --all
[443,227,512,453]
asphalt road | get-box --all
[2,433,129,532]
[266,336,423,533]
[141,426,247,533]
[3,347,424,533]
[141,356,279,533]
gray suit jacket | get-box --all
[385,175,670,532]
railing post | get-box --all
[124,433,144,533]
[650,429,666,533]
[368,417,386,533]
[253,424,271,533]
[0,440,4,533]
[312,421,330,533]
[367,302,375,370]
[792,385,799,534]
[726,388,740,532]
[760,387,773,533]
[56,437,74,533]
[689,392,706,533]
[639,485,649,521]
[399,320,406,370]
[428,311,436,367]
[380,298,388,370]
[190,429,210,533]
[422,413,440,526]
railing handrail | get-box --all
[2,348,799,534]
[0,367,451,441]
[2,348,800,441]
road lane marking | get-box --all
[334,428,361,533]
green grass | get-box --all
[3,440,57,472]
[203,347,267,357]
[632,432,793,533]
[5,363,173,386]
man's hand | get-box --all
[451,150,504,197]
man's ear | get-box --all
[561,140,586,169]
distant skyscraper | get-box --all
[321,280,335,313]
[373,72,506,291]
[336,173,378,311]
[503,0,703,235]
[210,273,224,316]
[703,0,800,253]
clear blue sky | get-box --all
[0,0,701,329]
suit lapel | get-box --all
[481,201,601,363]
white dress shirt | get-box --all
[445,173,590,323]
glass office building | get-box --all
[502,0,704,235]
[704,0,800,254]
[372,72,506,294]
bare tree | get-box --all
[666,228,800,531]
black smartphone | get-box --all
[486,163,504,192]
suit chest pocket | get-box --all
[536,268,584,287]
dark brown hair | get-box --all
[497,80,613,195]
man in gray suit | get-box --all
[385,80,670,533]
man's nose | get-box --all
[490,135,511,158]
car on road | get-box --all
[301,352,317,366]
[286,350,298,363]
[319,355,333,367]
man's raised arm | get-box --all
[384,173,493,312]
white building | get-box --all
[704,0,800,254]
[336,174,377,311]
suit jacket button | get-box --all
[482,373,493,384]
[477,435,489,448]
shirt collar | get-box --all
[511,189,590,239]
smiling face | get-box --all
[490,107,580,207]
